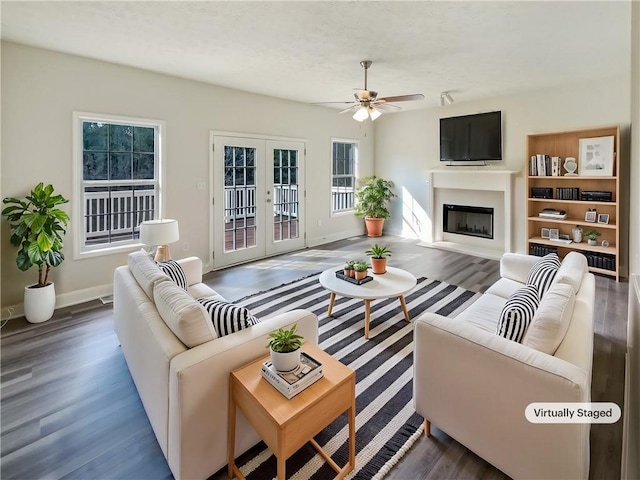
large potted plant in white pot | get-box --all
[2,183,70,323]
[354,175,396,237]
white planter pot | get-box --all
[24,282,56,323]
[270,348,301,372]
[588,239,597,246]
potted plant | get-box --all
[583,228,601,246]
[266,324,304,372]
[343,260,356,278]
[354,175,396,237]
[2,183,69,323]
[353,261,369,280]
[365,243,391,274]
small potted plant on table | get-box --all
[583,228,601,246]
[267,324,304,372]
[343,260,356,278]
[353,261,369,281]
[365,243,391,274]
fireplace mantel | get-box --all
[425,169,518,259]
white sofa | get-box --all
[413,252,595,480]
[113,251,318,479]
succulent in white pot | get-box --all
[266,324,304,372]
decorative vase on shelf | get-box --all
[572,226,583,243]
[588,238,597,246]
[564,157,578,176]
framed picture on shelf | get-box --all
[549,228,560,240]
[541,228,550,239]
[598,213,610,224]
[578,135,615,176]
[585,210,597,223]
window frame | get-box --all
[330,138,358,216]
[72,111,166,259]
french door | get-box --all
[211,134,305,269]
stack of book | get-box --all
[261,352,323,399]
[529,154,563,176]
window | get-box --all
[331,139,357,213]
[73,112,164,257]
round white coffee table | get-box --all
[318,266,417,338]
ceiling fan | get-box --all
[314,60,425,121]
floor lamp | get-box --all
[140,219,180,262]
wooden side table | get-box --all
[228,343,356,480]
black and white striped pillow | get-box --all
[526,253,561,298]
[197,297,260,337]
[497,285,540,342]
[158,260,188,291]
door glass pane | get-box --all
[224,146,257,252]
[273,149,299,242]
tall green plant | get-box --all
[354,176,396,219]
[2,183,70,287]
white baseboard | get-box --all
[417,240,504,261]
[5,283,113,320]
[307,228,364,248]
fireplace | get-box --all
[443,204,494,240]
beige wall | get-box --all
[1,41,374,309]
[375,76,631,272]
[630,1,640,277]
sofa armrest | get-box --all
[413,313,590,480]
[500,253,540,284]
[166,309,318,480]
[177,256,203,286]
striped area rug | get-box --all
[235,273,480,480]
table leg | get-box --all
[364,299,371,338]
[327,292,336,317]
[399,295,410,322]
[348,391,356,472]
[227,383,236,479]
[276,446,286,480]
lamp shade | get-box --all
[368,107,381,120]
[140,219,179,246]
[352,106,369,122]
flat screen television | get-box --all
[440,111,502,162]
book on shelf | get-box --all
[549,238,572,244]
[261,351,323,399]
[551,156,562,176]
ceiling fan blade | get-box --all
[374,103,401,112]
[311,101,355,105]
[338,105,358,115]
[378,94,425,103]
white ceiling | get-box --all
[0,1,632,110]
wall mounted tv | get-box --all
[440,111,502,163]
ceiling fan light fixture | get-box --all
[353,106,369,122]
[440,91,454,106]
[368,107,382,121]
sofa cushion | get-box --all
[496,285,540,343]
[485,277,524,300]
[197,297,260,337]
[523,282,575,355]
[158,259,188,290]
[128,250,170,301]
[153,280,217,348]
[554,251,588,292]
[526,253,561,297]
[455,293,506,334]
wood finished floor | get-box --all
[0,236,628,479]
